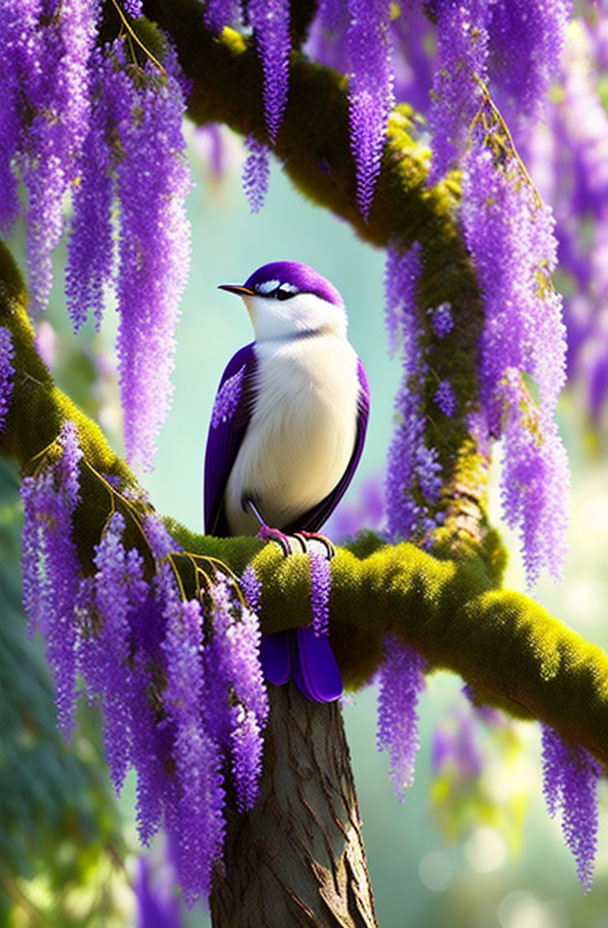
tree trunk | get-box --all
[210,682,378,928]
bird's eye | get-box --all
[274,286,293,301]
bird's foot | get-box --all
[295,530,336,560]
[257,525,335,560]
[258,524,307,557]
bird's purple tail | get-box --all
[260,629,343,702]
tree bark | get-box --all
[210,682,378,928]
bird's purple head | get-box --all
[242,261,345,307]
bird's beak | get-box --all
[218,284,255,296]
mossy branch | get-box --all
[1,241,607,769]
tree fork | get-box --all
[211,682,378,928]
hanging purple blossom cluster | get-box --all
[1,3,190,471]
[302,1,571,207]
[242,133,271,214]
[378,1,572,586]
[204,0,394,216]
[526,12,608,427]
[344,0,394,217]
[461,143,569,585]
[309,548,331,638]
[541,724,602,893]
[0,326,15,432]
[423,0,572,180]
[376,634,426,801]
[432,706,482,784]
[427,0,491,184]
[22,421,83,737]
[1,0,98,313]
[20,422,268,905]
[135,851,182,928]
[384,242,442,541]
[346,0,608,438]
[308,0,395,216]
[203,0,290,212]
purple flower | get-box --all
[0,326,15,431]
[203,575,268,810]
[241,563,262,613]
[218,576,268,725]
[128,643,172,846]
[193,124,228,179]
[7,21,192,469]
[541,724,601,893]
[135,852,183,928]
[113,42,191,471]
[20,421,83,739]
[534,20,608,424]
[384,237,417,359]
[430,302,454,338]
[377,635,426,801]
[305,0,350,74]
[434,380,457,417]
[230,706,264,813]
[432,711,482,781]
[86,511,149,790]
[65,47,115,332]
[160,569,226,903]
[123,0,143,17]
[204,0,243,33]
[306,1,394,216]
[346,0,394,217]
[8,0,98,313]
[310,548,331,637]
[242,133,270,213]
[428,0,490,183]
[385,242,443,540]
[499,372,570,586]
[489,0,573,121]
[20,439,269,905]
[143,512,182,560]
[462,141,569,584]
[249,0,291,144]
[0,3,27,234]
[388,0,435,115]
[57,420,83,510]
[0,14,192,467]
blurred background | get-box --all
[4,41,608,928]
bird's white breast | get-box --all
[225,333,359,535]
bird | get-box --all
[204,261,370,702]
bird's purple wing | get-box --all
[285,358,371,534]
[204,343,257,537]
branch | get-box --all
[1,241,607,770]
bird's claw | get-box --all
[258,525,306,556]
[297,530,336,560]
[258,525,335,559]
